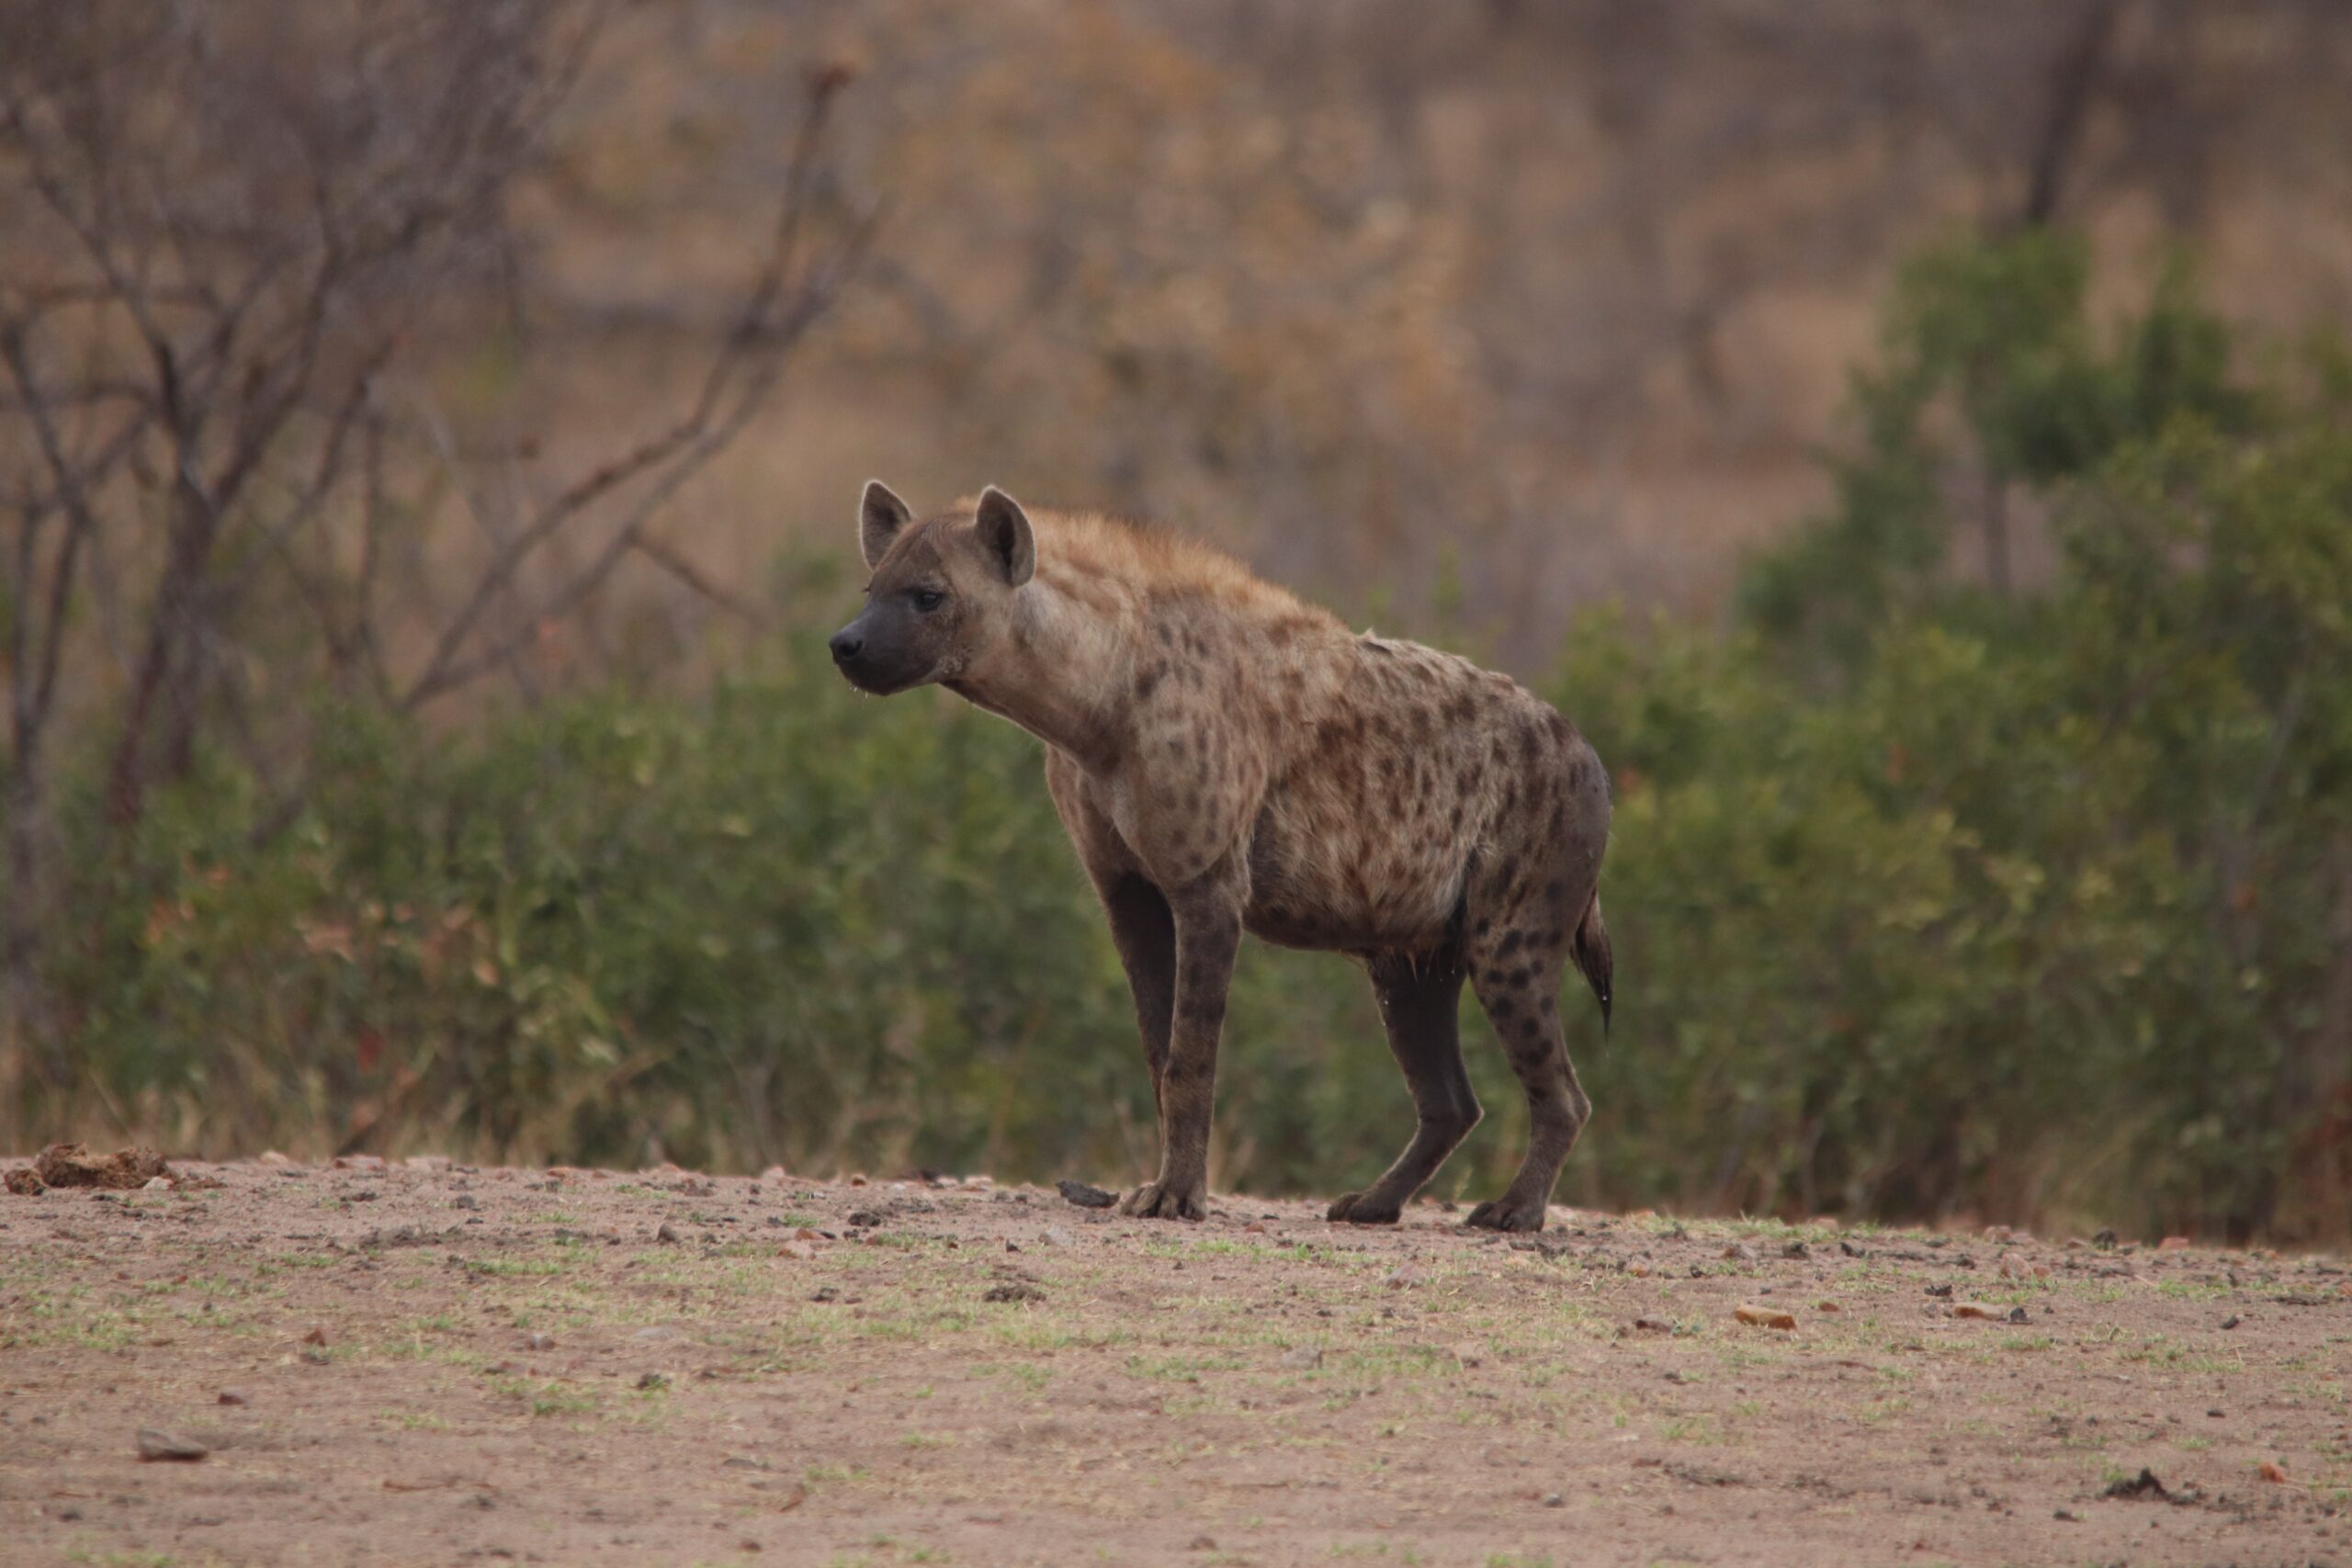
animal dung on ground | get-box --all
[981,1282,1046,1304]
[1056,1179,1118,1209]
[2103,1468,2170,1501]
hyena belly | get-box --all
[1243,637,1525,953]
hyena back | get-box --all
[831,482,1611,1231]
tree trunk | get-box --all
[1,744,62,1099]
[1982,466,2013,598]
[105,465,220,831]
[2015,0,2123,230]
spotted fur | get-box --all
[831,482,1612,1230]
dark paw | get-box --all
[1119,1179,1206,1221]
[1326,1190,1402,1225]
[1464,1198,1546,1233]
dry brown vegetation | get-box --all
[13,0,2352,747]
[569,0,2352,635]
[10,0,2352,864]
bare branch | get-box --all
[628,533,772,628]
[401,70,870,710]
[2,321,106,749]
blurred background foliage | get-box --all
[6,2,2351,1243]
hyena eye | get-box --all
[911,588,946,613]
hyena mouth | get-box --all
[834,659,933,697]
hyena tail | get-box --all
[1570,892,1612,1036]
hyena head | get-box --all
[829,480,1035,695]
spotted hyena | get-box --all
[830,482,1611,1231]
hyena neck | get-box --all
[948,579,1131,773]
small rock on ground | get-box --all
[137,1427,207,1461]
[33,1143,169,1190]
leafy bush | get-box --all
[10,233,2350,1244]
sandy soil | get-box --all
[2,1156,2346,1568]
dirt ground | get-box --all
[2,1156,2346,1568]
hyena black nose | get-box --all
[829,628,864,665]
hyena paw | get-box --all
[1464,1197,1547,1233]
[1326,1190,1402,1225]
[1119,1179,1206,1222]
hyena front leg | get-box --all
[1096,873,1176,1109]
[1120,882,1241,1222]
[1329,953,1480,1224]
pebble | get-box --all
[137,1427,208,1461]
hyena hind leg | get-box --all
[1463,924,1589,1234]
[1328,953,1480,1225]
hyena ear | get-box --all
[859,479,913,570]
[973,485,1036,587]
